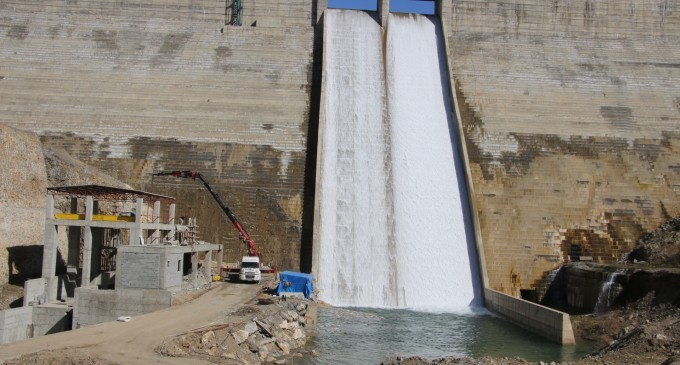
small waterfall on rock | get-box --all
[316,10,480,312]
[595,270,624,313]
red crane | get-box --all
[153,170,259,258]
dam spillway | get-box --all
[316,10,480,312]
[316,10,394,307]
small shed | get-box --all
[276,271,314,299]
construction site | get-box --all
[0,0,680,363]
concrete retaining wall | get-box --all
[32,304,71,336]
[485,288,575,345]
[439,12,575,343]
[73,288,171,328]
[0,307,33,345]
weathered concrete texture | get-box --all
[116,244,219,291]
[0,0,315,271]
[73,287,171,328]
[441,0,680,296]
[485,288,575,345]
[118,252,162,289]
[0,307,33,345]
[32,304,71,336]
[23,278,48,306]
[0,125,47,286]
[242,0,315,27]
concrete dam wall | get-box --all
[440,0,680,296]
[0,0,317,270]
[1,0,679,299]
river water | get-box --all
[297,307,596,364]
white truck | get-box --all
[239,256,261,283]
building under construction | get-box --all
[0,186,222,344]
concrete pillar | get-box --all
[114,243,123,290]
[67,198,81,270]
[81,196,93,287]
[217,245,223,274]
[41,194,58,280]
[151,200,161,244]
[167,202,176,244]
[168,202,176,225]
[90,201,102,286]
[378,0,389,27]
[205,249,212,279]
[435,0,443,17]
[316,0,327,24]
[91,227,103,286]
[191,252,198,287]
[129,198,143,245]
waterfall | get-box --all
[316,10,396,307]
[595,270,624,313]
[386,13,479,311]
[317,10,480,313]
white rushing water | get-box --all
[317,10,480,312]
[595,270,624,313]
[317,10,396,307]
[386,13,478,311]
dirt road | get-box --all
[0,282,261,364]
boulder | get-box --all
[232,330,249,345]
[244,321,258,335]
[276,341,291,355]
[200,330,216,348]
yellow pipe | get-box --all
[54,213,135,222]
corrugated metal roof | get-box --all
[47,185,175,202]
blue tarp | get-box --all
[276,271,314,299]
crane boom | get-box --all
[153,170,259,257]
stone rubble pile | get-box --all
[627,217,680,266]
[159,298,313,364]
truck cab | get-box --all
[239,256,261,283]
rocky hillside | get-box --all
[626,217,680,267]
[0,123,131,290]
[0,124,48,286]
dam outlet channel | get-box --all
[311,9,595,362]
[317,9,480,313]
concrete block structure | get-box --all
[116,244,222,290]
